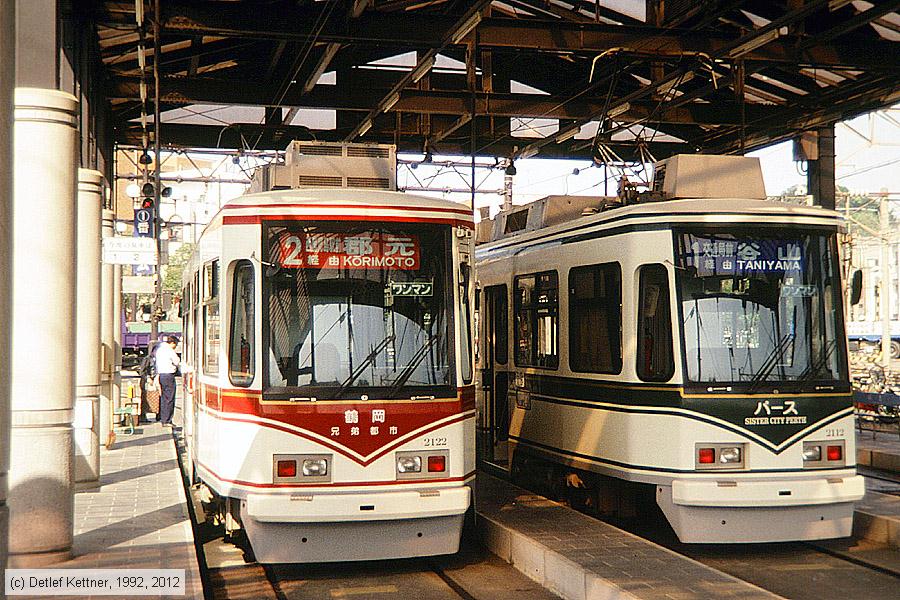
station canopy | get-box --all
[94,0,900,162]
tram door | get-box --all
[482,285,510,469]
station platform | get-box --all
[854,428,900,551]
[473,474,777,600]
[16,420,204,598]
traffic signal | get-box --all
[141,197,154,210]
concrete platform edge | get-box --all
[477,515,641,600]
[166,430,205,599]
[853,507,900,550]
[857,448,900,473]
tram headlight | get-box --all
[302,458,328,477]
[397,455,422,473]
[802,445,822,462]
[718,447,742,464]
[696,443,745,469]
[274,454,331,482]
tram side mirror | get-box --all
[850,270,863,306]
[460,262,471,290]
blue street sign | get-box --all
[134,208,154,237]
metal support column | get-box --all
[9,88,78,567]
[14,0,57,89]
[75,169,103,485]
[100,209,115,447]
[881,197,892,371]
[0,0,15,571]
[807,126,836,210]
[113,264,123,417]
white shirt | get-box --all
[155,343,181,375]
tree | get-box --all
[163,243,194,293]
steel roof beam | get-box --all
[115,121,691,158]
[108,75,778,125]
[343,0,494,140]
[152,3,900,71]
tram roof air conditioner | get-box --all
[250,141,397,193]
[649,154,766,201]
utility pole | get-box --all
[880,195,891,372]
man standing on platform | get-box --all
[155,336,180,427]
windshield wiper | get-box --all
[335,334,395,396]
[387,335,439,397]
[747,333,794,393]
[796,339,837,388]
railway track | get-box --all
[200,527,558,600]
[504,469,899,600]
[172,429,558,600]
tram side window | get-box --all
[495,286,508,365]
[203,260,220,375]
[228,261,255,386]
[637,264,674,382]
[182,283,191,366]
[515,271,558,369]
[569,263,622,374]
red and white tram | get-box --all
[180,188,475,563]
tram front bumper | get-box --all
[670,473,865,507]
[244,485,471,523]
[657,473,865,543]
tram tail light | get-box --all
[427,455,446,472]
[698,448,715,464]
[826,445,843,461]
[276,459,297,478]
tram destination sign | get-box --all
[275,231,420,270]
[102,237,158,265]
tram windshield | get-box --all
[674,229,847,390]
[264,222,453,399]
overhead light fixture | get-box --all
[383,92,401,112]
[555,128,578,144]
[607,102,630,119]
[727,29,780,59]
[505,161,517,176]
[357,119,373,137]
[138,150,153,165]
[450,12,482,45]
[410,56,437,83]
